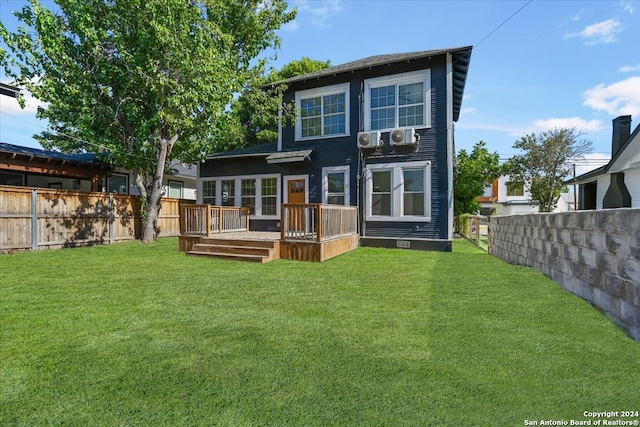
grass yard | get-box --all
[1,238,639,426]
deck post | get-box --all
[217,206,222,234]
[206,205,212,237]
[316,204,322,242]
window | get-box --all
[371,170,392,216]
[202,180,216,204]
[261,177,277,216]
[322,166,350,205]
[168,180,183,198]
[221,180,235,206]
[403,169,424,216]
[107,173,128,194]
[199,174,280,218]
[506,182,524,197]
[364,70,430,132]
[295,83,349,140]
[0,171,25,186]
[366,161,431,221]
[241,179,256,214]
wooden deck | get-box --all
[179,204,359,262]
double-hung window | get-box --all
[364,70,430,132]
[295,83,349,140]
[366,161,431,221]
[322,166,350,205]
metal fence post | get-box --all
[31,189,38,250]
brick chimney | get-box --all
[611,115,632,157]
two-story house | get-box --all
[197,46,472,251]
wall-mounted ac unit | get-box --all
[357,131,382,149]
[389,128,419,146]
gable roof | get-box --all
[273,46,473,122]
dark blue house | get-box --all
[198,46,472,251]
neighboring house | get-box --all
[0,142,113,191]
[109,161,197,200]
[0,143,197,199]
[573,115,639,210]
[479,176,573,215]
[198,46,473,251]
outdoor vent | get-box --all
[389,128,418,146]
[357,131,382,149]
[396,240,411,249]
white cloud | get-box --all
[281,20,299,31]
[294,0,343,28]
[583,76,640,116]
[564,18,622,45]
[460,107,476,115]
[533,117,604,132]
[621,0,634,14]
[619,63,640,72]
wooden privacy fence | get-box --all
[281,204,358,241]
[180,204,250,236]
[0,185,193,252]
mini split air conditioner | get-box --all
[389,128,419,146]
[357,131,382,149]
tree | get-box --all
[454,141,502,216]
[0,0,295,242]
[504,128,593,212]
[219,57,331,150]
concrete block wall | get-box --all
[489,209,640,341]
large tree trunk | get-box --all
[139,133,179,243]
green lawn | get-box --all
[1,238,638,426]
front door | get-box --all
[287,178,306,231]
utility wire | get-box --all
[475,0,534,48]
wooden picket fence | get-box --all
[0,185,194,253]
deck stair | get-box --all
[186,237,280,263]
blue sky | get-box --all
[2,0,639,175]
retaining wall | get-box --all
[489,209,640,341]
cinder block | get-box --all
[629,326,640,342]
[593,288,619,316]
[578,247,597,267]
[575,280,594,303]
[619,257,640,282]
[605,233,630,255]
[604,272,630,298]
[596,252,618,276]
[620,300,640,327]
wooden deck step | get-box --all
[187,250,269,263]
[186,239,280,263]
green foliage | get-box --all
[219,56,331,150]
[454,141,501,216]
[2,238,639,425]
[504,128,592,212]
[0,0,295,241]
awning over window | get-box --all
[265,149,313,164]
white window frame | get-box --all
[365,161,431,222]
[198,174,281,219]
[363,70,431,132]
[295,83,350,141]
[106,172,129,194]
[322,166,350,205]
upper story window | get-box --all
[364,70,431,132]
[295,83,349,140]
[506,181,525,197]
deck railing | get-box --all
[180,205,250,236]
[281,204,358,242]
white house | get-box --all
[573,115,639,210]
[478,175,572,215]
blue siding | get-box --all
[200,53,456,243]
